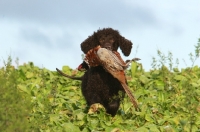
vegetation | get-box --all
[0,56,31,131]
[0,38,200,131]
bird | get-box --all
[84,45,139,110]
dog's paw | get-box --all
[88,103,105,114]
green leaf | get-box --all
[49,114,60,123]
[26,71,34,78]
[131,62,137,77]
[155,80,165,90]
[174,75,186,81]
[157,119,166,125]
[17,84,30,94]
[146,124,160,132]
[139,75,149,84]
[62,122,80,132]
[136,127,149,132]
[145,114,154,122]
[191,82,200,87]
[62,65,72,73]
[173,68,179,72]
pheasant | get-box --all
[84,45,139,110]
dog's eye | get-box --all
[108,36,113,40]
[100,38,105,42]
[110,38,114,42]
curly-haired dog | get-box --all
[57,28,133,116]
[80,28,133,116]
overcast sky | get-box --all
[0,0,200,71]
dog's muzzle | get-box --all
[103,43,112,50]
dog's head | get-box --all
[81,28,133,56]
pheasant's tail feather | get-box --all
[121,83,138,109]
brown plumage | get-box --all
[85,45,138,109]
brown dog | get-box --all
[57,28,133,116]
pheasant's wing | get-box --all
[107,50,133,70]
[106,50,127,67]
[97,48,138,109]
[111,51,127,66]
[97,48,124,71]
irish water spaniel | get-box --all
[80,28,133,116]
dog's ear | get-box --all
[81,32,99,54]
[119,37,133,56]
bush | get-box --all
[0,38,199,131]
[0,56,31,131]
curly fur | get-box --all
[81,28,132,56]
[81,28,133,116]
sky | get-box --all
[0,0,200,71]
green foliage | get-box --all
[0,56,31,131]
[0,39,200,131]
